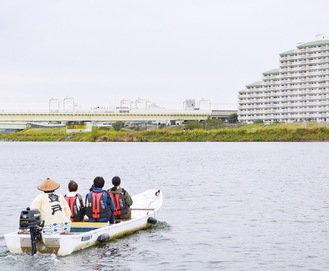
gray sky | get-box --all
[0,0,328,111]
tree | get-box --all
[112,121,125,131]
[228,113,238,124]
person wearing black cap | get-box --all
[30,178,71,235]
[108,176,133,219]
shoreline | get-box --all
[1,123,329,142]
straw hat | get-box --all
[37,178,60,192]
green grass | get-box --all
[2,123,329,142]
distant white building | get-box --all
[238,34,329,123]
[184,99,196,110]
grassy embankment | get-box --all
[1,122,329,142]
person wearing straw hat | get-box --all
[30,178,71,235]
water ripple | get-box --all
[1,142,329,270]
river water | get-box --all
[0,142,329,271]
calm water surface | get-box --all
[0,142,329,271]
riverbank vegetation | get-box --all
[1,121,329,142]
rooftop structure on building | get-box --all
[238,34,329,123]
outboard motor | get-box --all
[19,208,44,255]
[19,208,41,230]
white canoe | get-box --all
[4,189,163,256]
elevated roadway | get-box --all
[0,110,212,123]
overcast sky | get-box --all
[0,0,328,111]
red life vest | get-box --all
[86,191,111,220]
[91,192,103,219]
[64,194,84,222]
[65,196,76,221]
[109,192,129,217]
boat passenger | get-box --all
[64,180,85,222]
[108,176,133,219]
[85,176,115,224]
[30,178,71,235]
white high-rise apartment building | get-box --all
[238,34,329,123]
